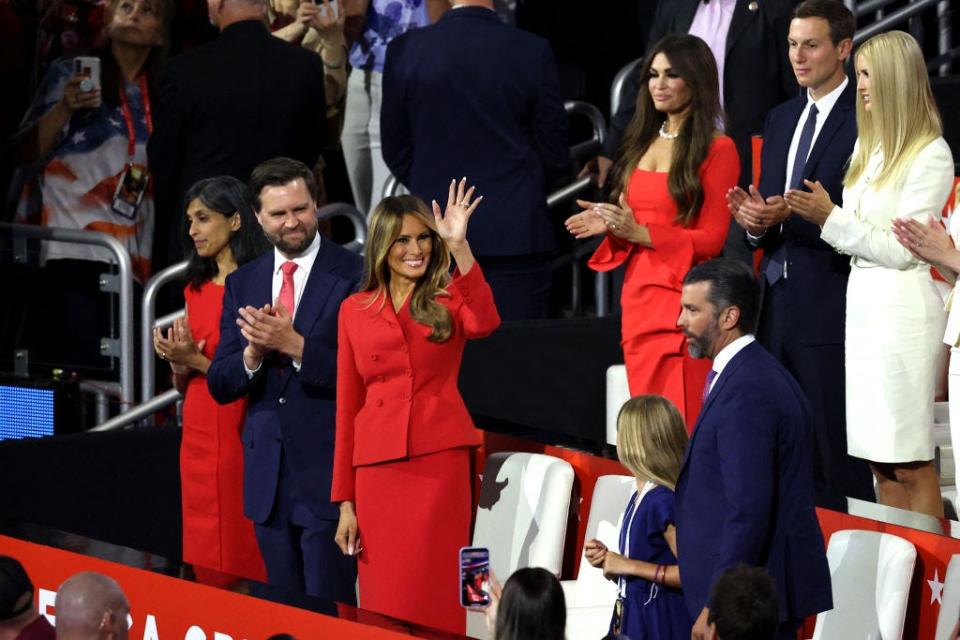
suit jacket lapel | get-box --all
[293,240,338,337]
[724,0,753,57]
[254,253,274,307]
[675,0,700,33]
[678,343,757,476]
[767,97,807,193]
[802,81,856,181]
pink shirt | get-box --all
[687,0,737,110]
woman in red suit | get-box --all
[565,34,740,430]
[332,178,500,633]
[153,176,268,583]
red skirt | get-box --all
[355,447,473,635]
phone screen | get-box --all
[459,547,491,608]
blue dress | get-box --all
[614,483,692,640]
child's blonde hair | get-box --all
[616,395,689,490]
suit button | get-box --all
[465,297,473,303]
[406,369,413,378]
[402,393,411,401]
[378,375,385,383]
[371,354,379,361]
[401,345,409,353]
[376,399,383,407]
[278,397,286,405]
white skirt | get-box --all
[845,264,946,462]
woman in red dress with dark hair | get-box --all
[565,34,739,430]
[153,176,268,583]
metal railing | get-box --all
[89,388,181,433]
[1,223,136,409]
[854,0,954,74]
[318,202,368,253]
[611,57,643,119]
[141,261,188,402]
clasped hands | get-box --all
[237,300,304,371]
[583,538,630,581]
[728,180,835,233]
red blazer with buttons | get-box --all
[331,264,501,501]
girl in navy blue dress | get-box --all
[584,395,691,640]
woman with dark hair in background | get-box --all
[491,567,566,640]
[332,179,499,633]
[564,34,739,430]
[153,176,268,583]
[12,0,172,373]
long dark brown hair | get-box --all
[612,34,723,226]
[360,195,454,343]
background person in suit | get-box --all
[675,258,831,640]
[207,157,361,603]
[786,31,954,518]
[147,0,327,271]
[380,0,568,320]
[582,0,799,267]
[332,179,500,633]
[728,0,873,504]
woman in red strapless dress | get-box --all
[566,35,740,430]
[154,176,268,582]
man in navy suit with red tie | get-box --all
[675,258,832,640]
[207,157,361,603]
[729,0,873,504]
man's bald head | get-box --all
[55,573,128,640]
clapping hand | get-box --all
[154,313,206,375]
[892,215,953,264]
[237,300,304,364]
[728,185,790,236]
[784,179,835,226]
[565,200,608,239]
[432,177,483,249]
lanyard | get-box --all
[618,480,655,598]
[118,74,152,160]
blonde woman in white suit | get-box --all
[785,30,954,517]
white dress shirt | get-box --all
[782,76,848,193]
[746,77,848,245]
[708,334,756,394]
[244,233,322,376]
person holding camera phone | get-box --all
[12,0,172,373]
[331,178,500,634]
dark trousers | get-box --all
[254,448,357,606]
[478,253,551,321]
[759,282,874,503]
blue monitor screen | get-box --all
[0,385,55,441]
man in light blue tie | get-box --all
[728,0,873,505]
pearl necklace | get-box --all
[659,122,679,140]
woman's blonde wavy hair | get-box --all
[616,395,689,490]
[360,195,453,342]
[845,31,943,190]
